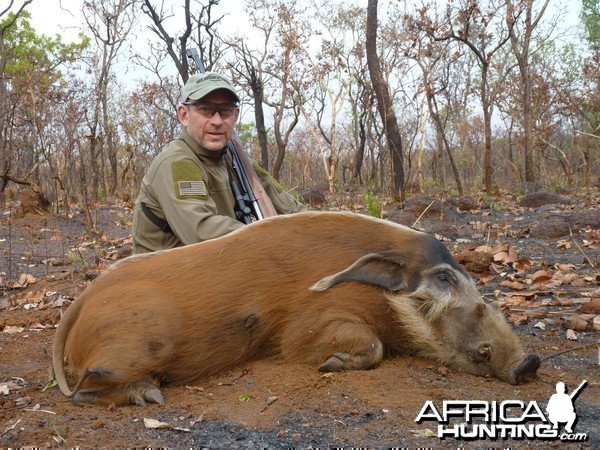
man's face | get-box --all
[177,89,240,152]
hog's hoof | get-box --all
[319,352,352,372]
[130,381,165,406]
[319,341,384,372]
[72,389,108,406]
[140,386,165,405]
[508,354,541,385]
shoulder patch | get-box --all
[178,180,207,196]
[171,160,209,200]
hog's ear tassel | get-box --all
[310,275,336,292]
[310,252,409,292]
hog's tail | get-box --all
[52,296,86,397]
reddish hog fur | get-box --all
[53,211,539,406]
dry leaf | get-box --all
[513,291,538,300]
[492,244,509,253]
[531,270,551,284]
[557,240,572,249]
[491,299,508,311]
[493,246,518,264]
[536,278,564,289]
[560,316,590,331]
[509,313,529,326]
[555,298,574,307]
[566,329,577,340]
[489,262,504,274]
[0,381,22,395]
[189,414,204,426]
[410,428,438,438]
[261,395,279,412]
[505,295,529,306]
[577,314,596,322]
[479,271,496,283]
[10,289,46,306]
[43,257,69,267]
[506,246,519,262]
[494,251,509,264]
[527,308,548,319]
[500,280,526,290]
[184,385,204,392]
[143,418,190,432]
[3,326,25,334]
[570,277,587,287]
[513,258,532,273]
[11,273,37,288]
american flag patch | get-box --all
[178,180,207,196]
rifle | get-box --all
[185,48,277,224]
[569,379,587,400]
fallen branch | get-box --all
[540,341,600,363]
[1,419,21,437]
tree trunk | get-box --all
[250,75,270,170]
[366,0,404,200]
[352,111,367,184]
[481,65,494,194]
[427,92,463,195]
[506,0,550,184]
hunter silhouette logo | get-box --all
[415,379,589,441]
[546,380,587,434]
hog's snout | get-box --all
[507,354,540,385]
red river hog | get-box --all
[53,211,540,406]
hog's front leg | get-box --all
[283,318,385,372]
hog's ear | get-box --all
[310,252,409,292]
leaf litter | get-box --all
[0,195,597,447]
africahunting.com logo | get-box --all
[415,380,588,442]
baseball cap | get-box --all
[180,72,240,103]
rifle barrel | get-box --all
[569,379,588,400]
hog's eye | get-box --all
[433,269,458,288]
[436,272,453,284]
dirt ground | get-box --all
[1,188,599,448]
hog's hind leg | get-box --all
[72,369,164,406]
[66,285,179,406]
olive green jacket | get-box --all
[132,129,306,253]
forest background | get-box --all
[0,0,598,234]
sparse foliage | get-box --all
[0,0,596,217]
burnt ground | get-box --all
[0,188,599,448]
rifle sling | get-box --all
[140,201,172,234]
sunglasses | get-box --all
[182,101,239,119]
